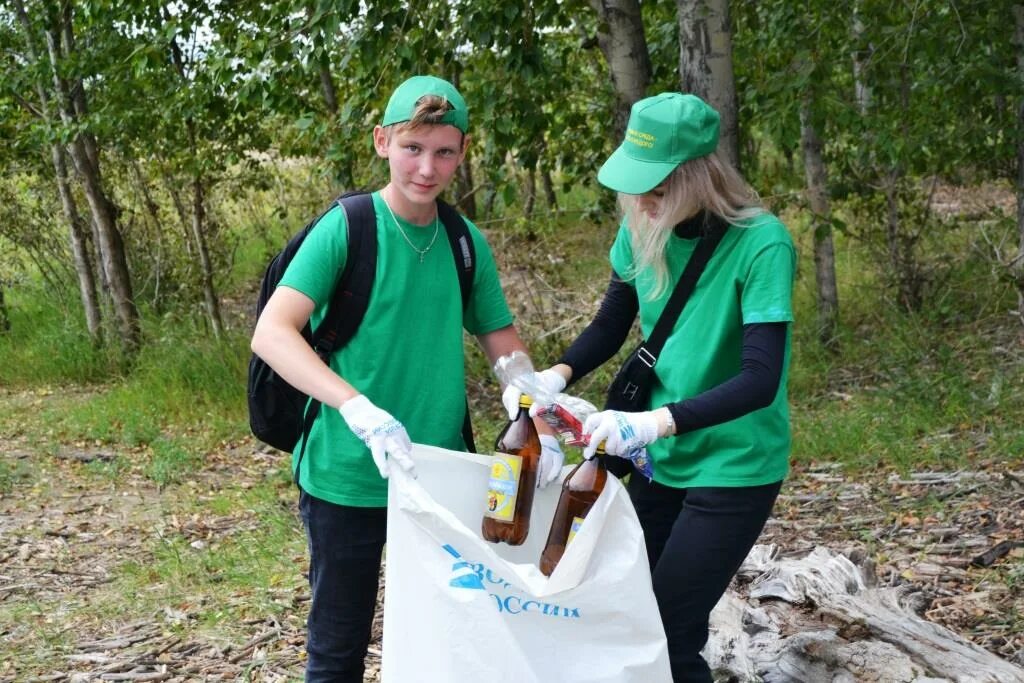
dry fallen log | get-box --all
[706,545,1024,683]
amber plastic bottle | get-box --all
[481,395,541,546]
[539,446,608,576]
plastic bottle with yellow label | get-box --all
[481,395,541,545]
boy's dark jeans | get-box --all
[299,489,387,683]
[627,476,782,683]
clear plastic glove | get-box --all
[338,395,415,479]
[537,434,565,488]
[582,410,661,460]
[500,368,568,419]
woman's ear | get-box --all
[372,126,389,158]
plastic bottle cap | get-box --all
[519,395,533,408]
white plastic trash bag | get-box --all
[382,444,671,683]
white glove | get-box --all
[582,410,661,460]
[338,395,414,479]
[537,434,565,489]
[501,368,568,419]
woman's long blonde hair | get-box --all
[619,151,763,300]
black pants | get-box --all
[627,476,782,683]
[298,489,387,683]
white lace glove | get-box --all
[582,410,661,460]
[501,368,568,419]
[537,434,565,489]
[338,395,414,479]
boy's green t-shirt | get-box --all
[278,192,514,507]
[609,212,796,488]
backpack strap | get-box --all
[437,199,475,311]
[313,193,377,356]
[294,192,377,486]
[436,199,478,453]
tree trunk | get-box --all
[677,0,740,170]
[0,283,9,333]
[129,158,167,312]
[318,62,338,115]
[589,0,651,138]
[53,144,102,344]
[450,65,477,220]
[43,12,139,353]
[191,177,224,339]
[305,5,338,115]
[162,172,195,257]
[44,23,138,350]
[799,92,840,349]
[707,545,1024,683]
[524,163,537,218]
[11,0,103,345]
[542,166,558,211]
[1015,5,1024,328]
[851,2,873,115]
[166,33,224,338]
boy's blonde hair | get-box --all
[385,96,465,142]
[620,152,763,300]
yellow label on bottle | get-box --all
[484,453,522,522]
[566,516,586,546]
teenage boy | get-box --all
[250,75,563,682]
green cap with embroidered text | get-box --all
[382,75,468,133]
[598,93,720,194]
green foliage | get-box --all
[787,207,1023,471]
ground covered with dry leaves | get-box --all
[2,434,1021,682]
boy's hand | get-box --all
[501,368,568,419]
[537,434,565,488]
[338,395,415,478]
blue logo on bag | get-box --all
[441,544,582,619]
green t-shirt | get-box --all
[279,192,514,506]
[609,211,796,488]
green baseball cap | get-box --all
[381,75,469,133]
[598,93,720,194]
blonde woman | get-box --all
[535,93,796,682]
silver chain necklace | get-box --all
[382,195,440,263]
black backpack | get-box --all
[247,192,478,468]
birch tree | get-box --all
[677,0,739,169]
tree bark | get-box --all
[168,32,224,339]
[542,166,558,211]
[53,144,102,344]
[190,177,224,339]
[43,5,139,353]
[129,158,167,312]
[851,2,873,116]
[1015,5,1024,328]
[524,163,537,218]
[589,0,651,138]
[451,66,477,219]
[11,0,103,345]
[305,4,338,115]
[677,0,740,170]
[799,92,840,349]
[707,545,1024,683]
[0,283,9,333]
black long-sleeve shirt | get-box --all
[558,269,786,436]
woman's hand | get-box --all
[582,407,673,459]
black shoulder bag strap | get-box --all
[437,198,478,453]
[638,217,728,365]
[293,192,377,485]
